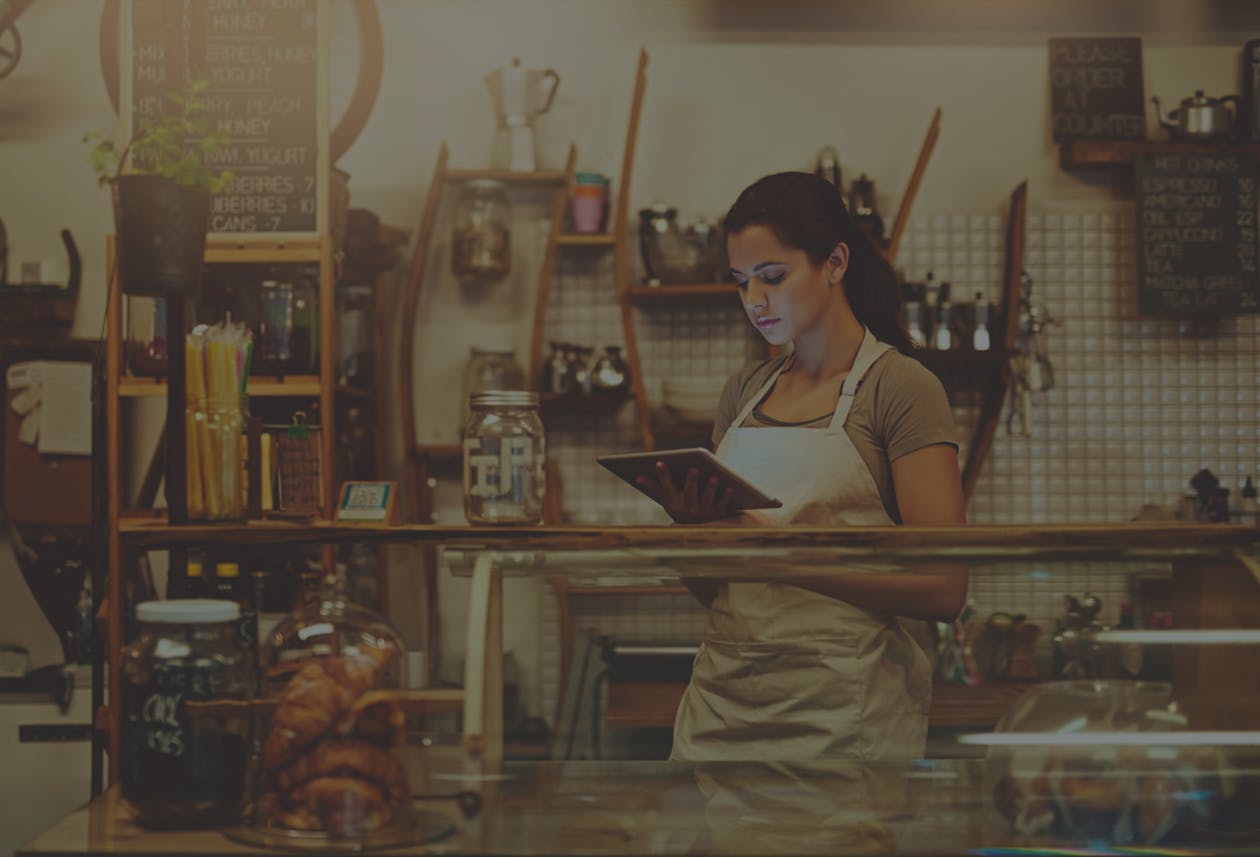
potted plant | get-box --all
[86,79,233,296]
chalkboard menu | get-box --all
[1049,37,1146,142]
[1135,153,1260,315]
[126,0,326,236]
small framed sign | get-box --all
[336,481,398,523]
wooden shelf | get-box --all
[113,520,1259,553]
[917,347,1010,374]
[1059,139,1260,170]
[203,238,323,263]
[118,375,322,397]
[555,233,616,247]
[565,584,690,596]
[445,168,569,186]
[627,283,737,305]
[334,383,374,401]
[414,443,462,462]
[650,420,713,449]
[928,681,1036,727]
[540,388,633,416]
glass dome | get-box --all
[225,568,433,850]
[978,680,1257,848]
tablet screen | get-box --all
[597,447,782,511]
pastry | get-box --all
[261,646,405,836]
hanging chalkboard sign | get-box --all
[122,0,328,237]
[1049,37,1146,142]
[1135,153,1260,315]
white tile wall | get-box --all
[469,202,1260,730]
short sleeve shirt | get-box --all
[712,350,958,523]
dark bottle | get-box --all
[166,550,207,599]
[213,562,258,660]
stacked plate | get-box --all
[661,378,722,423]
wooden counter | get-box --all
[19,752,1260,855]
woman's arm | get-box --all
[792,443,969,623]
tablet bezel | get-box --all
[597,447,783,511]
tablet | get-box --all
[597,447,783,511]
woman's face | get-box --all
[727,225,840,347]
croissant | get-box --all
[262,646,396,772]
[271,738,408,805]
[286,775,390,838]
[323,646,395,695]
[336,689,406,747]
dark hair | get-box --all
[724,171,914,355]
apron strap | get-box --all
[729,362,785,429]
[831,328,893,428]
[731,328,894,430]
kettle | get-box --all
[1151,90,1240,141]
[484,58,561,170]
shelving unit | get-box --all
[1059,139,1260,169]
[400,49,655,528]
[399,145,581,527]
[102,234,337,783]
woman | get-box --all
[640,171,967,762]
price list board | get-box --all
[1135,154,1260,316]
[123,0,327,236]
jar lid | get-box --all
[575,172,608,185]
[136,599,241,624]
[470,390,539,408]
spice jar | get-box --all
[463,390,545,525]
[452,179,511,283]
[121,599,252,828]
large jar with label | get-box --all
[463,390,545,525]
[120,599,252,827]
[452,179,511,283]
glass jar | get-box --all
[336,283,375,387]
[452,179,511,283]
[982,681,1216,846]
[121,599,252,828]
[460,347,525,426]
[126,295,168,377]
[258,280,294,374]
[187,395,248,521]
[289,277,316,373]
[228,567,415,848]
[462,390,545,525]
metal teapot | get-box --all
[1151,90,1240,141]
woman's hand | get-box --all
[636,462,735,524]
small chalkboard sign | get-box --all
[1049,37,1146,142]
[1135,153,1260,315]
[121,0,328,237]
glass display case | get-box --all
[29,523,1260,856]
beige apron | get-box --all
[672,329,931,762]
